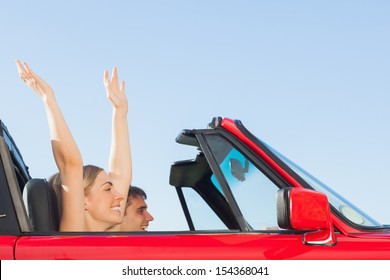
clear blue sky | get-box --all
[1,1,389,230]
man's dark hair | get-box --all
[127,185,147,206]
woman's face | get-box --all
[84,171,124,230]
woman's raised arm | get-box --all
[104,67,132,219]
[16,60,85,231]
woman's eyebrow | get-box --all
[101,181,113,187]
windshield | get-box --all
[262,141,383,228]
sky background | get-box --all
[1,1,389,230]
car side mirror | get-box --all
[277,187,336,246]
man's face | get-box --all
[120,196,154,231]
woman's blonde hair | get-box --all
[49,164,104,218]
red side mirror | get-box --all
[277,187,336,246]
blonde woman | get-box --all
[16,60,132,231]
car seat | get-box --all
[23,178,60,232]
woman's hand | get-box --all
[15,59,54,99]
[104,67,128,112]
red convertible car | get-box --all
[1,117,389,259]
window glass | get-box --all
[206,134,280,230]
[182,188,228,230]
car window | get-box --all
[182,188,228,230]
[205,134,280,230]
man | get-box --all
[120,185,154,231]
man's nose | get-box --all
[146,211,154,221]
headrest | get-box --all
[23,178,60,232]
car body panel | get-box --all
[13,233,390,260]
[0,236,18,260]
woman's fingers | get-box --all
[105,67,124,93]
[15,60,54,97]
[120,80,125,93]
[104,70,112,94]
[104,70,109,84]
[16,59,34,84]
[111,66,118,83]
[23,62,34,76]
[15,59,26,78]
